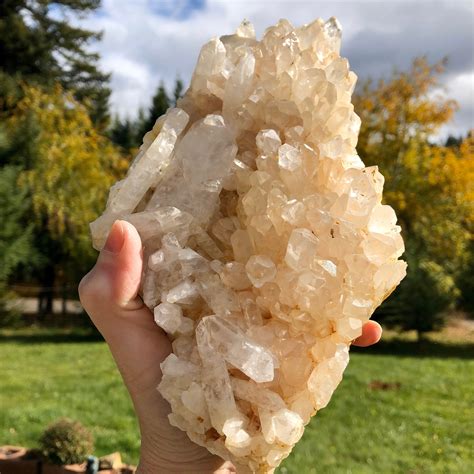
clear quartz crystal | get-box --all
[154,302,194,336]
[91,17,406,473]
[245,255,277,288]
[198,315,275,383]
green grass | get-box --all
[1,328,473,473]
[0,328,140,464]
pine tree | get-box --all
[134,107,146,144]
[139,81,170,138]
[0,164,37,312]
[109,116,138,151]
[0,0,111,128]
[173,78,184,106]
[445,135,463,147]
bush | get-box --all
[0,281,24,327]
[39,418,93,465]
[376,254,459,339]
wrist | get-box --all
[137,452,235,474]
[138,428,235,473]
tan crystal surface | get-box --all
[91,17,406,473]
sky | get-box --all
[78,0,473,139]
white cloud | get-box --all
[438,72,474,140]
[78,0,473,135]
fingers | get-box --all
[353,320,382,347]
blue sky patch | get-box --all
[150,0,206,20]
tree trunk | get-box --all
[62,286,67,315]
[416,329,429,344]
[37,264,55,321]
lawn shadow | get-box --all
[0,326,104,344]
[2,325,474,359]
[352,337,474,359]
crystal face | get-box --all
[90,17,406,473]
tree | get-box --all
[138,81,170,139]
[0,0,111,129]
[0,2,117,317]
[109,116,139,151]
[134,107,147,145]
[458,241,474,314]
[2,83,125,314]
[0,162,37,313]
[110,78,184,151]
[354,57,472,338]
[445,135,463,147]
[173,77,184,106]
[445,135,474,314]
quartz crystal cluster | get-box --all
[90,17,406,473]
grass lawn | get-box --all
[1,327,473,473]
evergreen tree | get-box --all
[109,116,138,151]
[173,78,184,106]
[139,81,170,138]
[445,135,463,147]
[0,0,111,128]
[134,107,146,144]
[0,163,37,312]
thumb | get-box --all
[79,220,147,319]
[79,221,172,409]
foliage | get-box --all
[0,82,125,316]
[355,57,457,158]
[0,132,36,277]
[5,84,125,263]
[381,254,459,335]
[354,57,473,335]
[173,78,184,106]
[109,78,184,151]
[0,114,38,310]
[109,116,139,152]
[458,242,474,314]
[137,81,171,140]
[39,418,94,465]
[445,134,464,147]
[0,1,116,314]
[0,0,110,128]
[0,165,36,307]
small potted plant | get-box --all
[40,418,94,473]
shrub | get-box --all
[376,253,459,340]
[39,418,93,465]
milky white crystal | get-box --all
[90,17,406,473]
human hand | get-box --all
[79,220,382,473]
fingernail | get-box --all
[103,221,125,254]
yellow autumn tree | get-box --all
[354,57,473,337]
[4,84,127,312]
[429,135,474,226]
